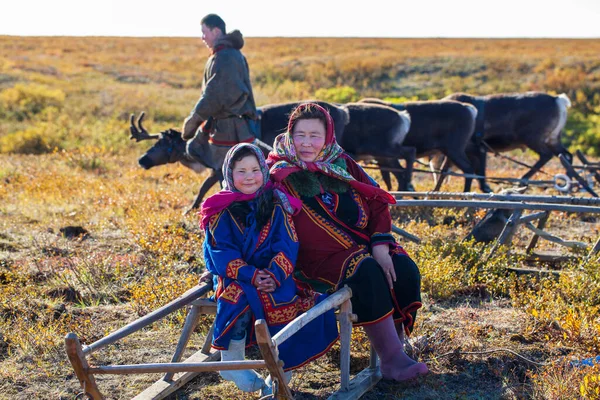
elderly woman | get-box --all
[267,103,428,381]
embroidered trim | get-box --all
[226,258,248,280]
[255,218,271,250]
[272,252,294,276]
[260,291,316,325]
[303,204,355,249]
[284,213,298,242]
[208,210,226,238]
[342,248,370,282]
[218,282,244,304]
[354,309,394,327]
[350,188,368,229]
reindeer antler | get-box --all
[129,112,160,142]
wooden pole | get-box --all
[526,211,550,254]
[89,360,266,375]
[83,284,212,355]
[338,298,353,392]
[485,209,523,262]
[201,320,216,355]
[390,191,600,206]
[393,199,600,214]
[272,287,352,347]
[164,305,202,381]
[391,225,421,243]
[255,319,294,400]
[581,236,600,267]
[65,333,104,400]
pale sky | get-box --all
[1,0,599,38]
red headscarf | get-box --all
[199,143,301,229]
[267,103,395,204]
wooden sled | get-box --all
[66,284,382,400]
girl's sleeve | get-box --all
[204,211,259,284]
[261,204,299,288]
[343,155,395,247]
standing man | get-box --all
[182,14,257,170]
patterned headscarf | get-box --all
[267,103,395,203]
[200,143,301,229]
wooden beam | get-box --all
[526,211,550,254]
[327,366,382,400]
[90,359,266,375]
[132,349,220,400]
[64,333,104,400]
[485,209,523,262]
[164,304,202,381]
[255,319,294,400]
[518,211,548,225]
[83,284,212,355]
[393,199,600,214]
[391,225,421,244]
[338,298,353,392]
[272,287,352,347]
[201,320,216,355]
[523,252,579,264]
[581,236,600,267]
[390,191,600,206]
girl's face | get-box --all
[232,154,264,194]
[292,118,327,163]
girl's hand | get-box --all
[199,270,213,284]
[372,244,395,289]
[254,270,276,293]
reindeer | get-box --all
[439,91,573,191]
[357,98,479,192]
[337,102,414,190]
[128,101,350,212]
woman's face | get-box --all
[292,118,327,163]
[232,155,264,194]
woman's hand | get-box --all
[253,270,276,293]
[372,244,395,289]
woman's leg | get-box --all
[391,254,422,335]
[363,315,429,381]
[344,258,428,381]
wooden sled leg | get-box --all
[65,333,104,400]
[255,319,294,400]
[163,304,202,381]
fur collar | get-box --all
[285,158,350,197]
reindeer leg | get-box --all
[388,146,416,192]
[185,169,222,215]
[376,158,394,191]
[520,152,552,182]
[446,151,476,192]
[433,157,452,191]
[467,145,492,193]
[402,147,416,192]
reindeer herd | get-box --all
[128,91,573,211]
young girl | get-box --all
[200,143,338,394]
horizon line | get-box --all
[1,34,599,40]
